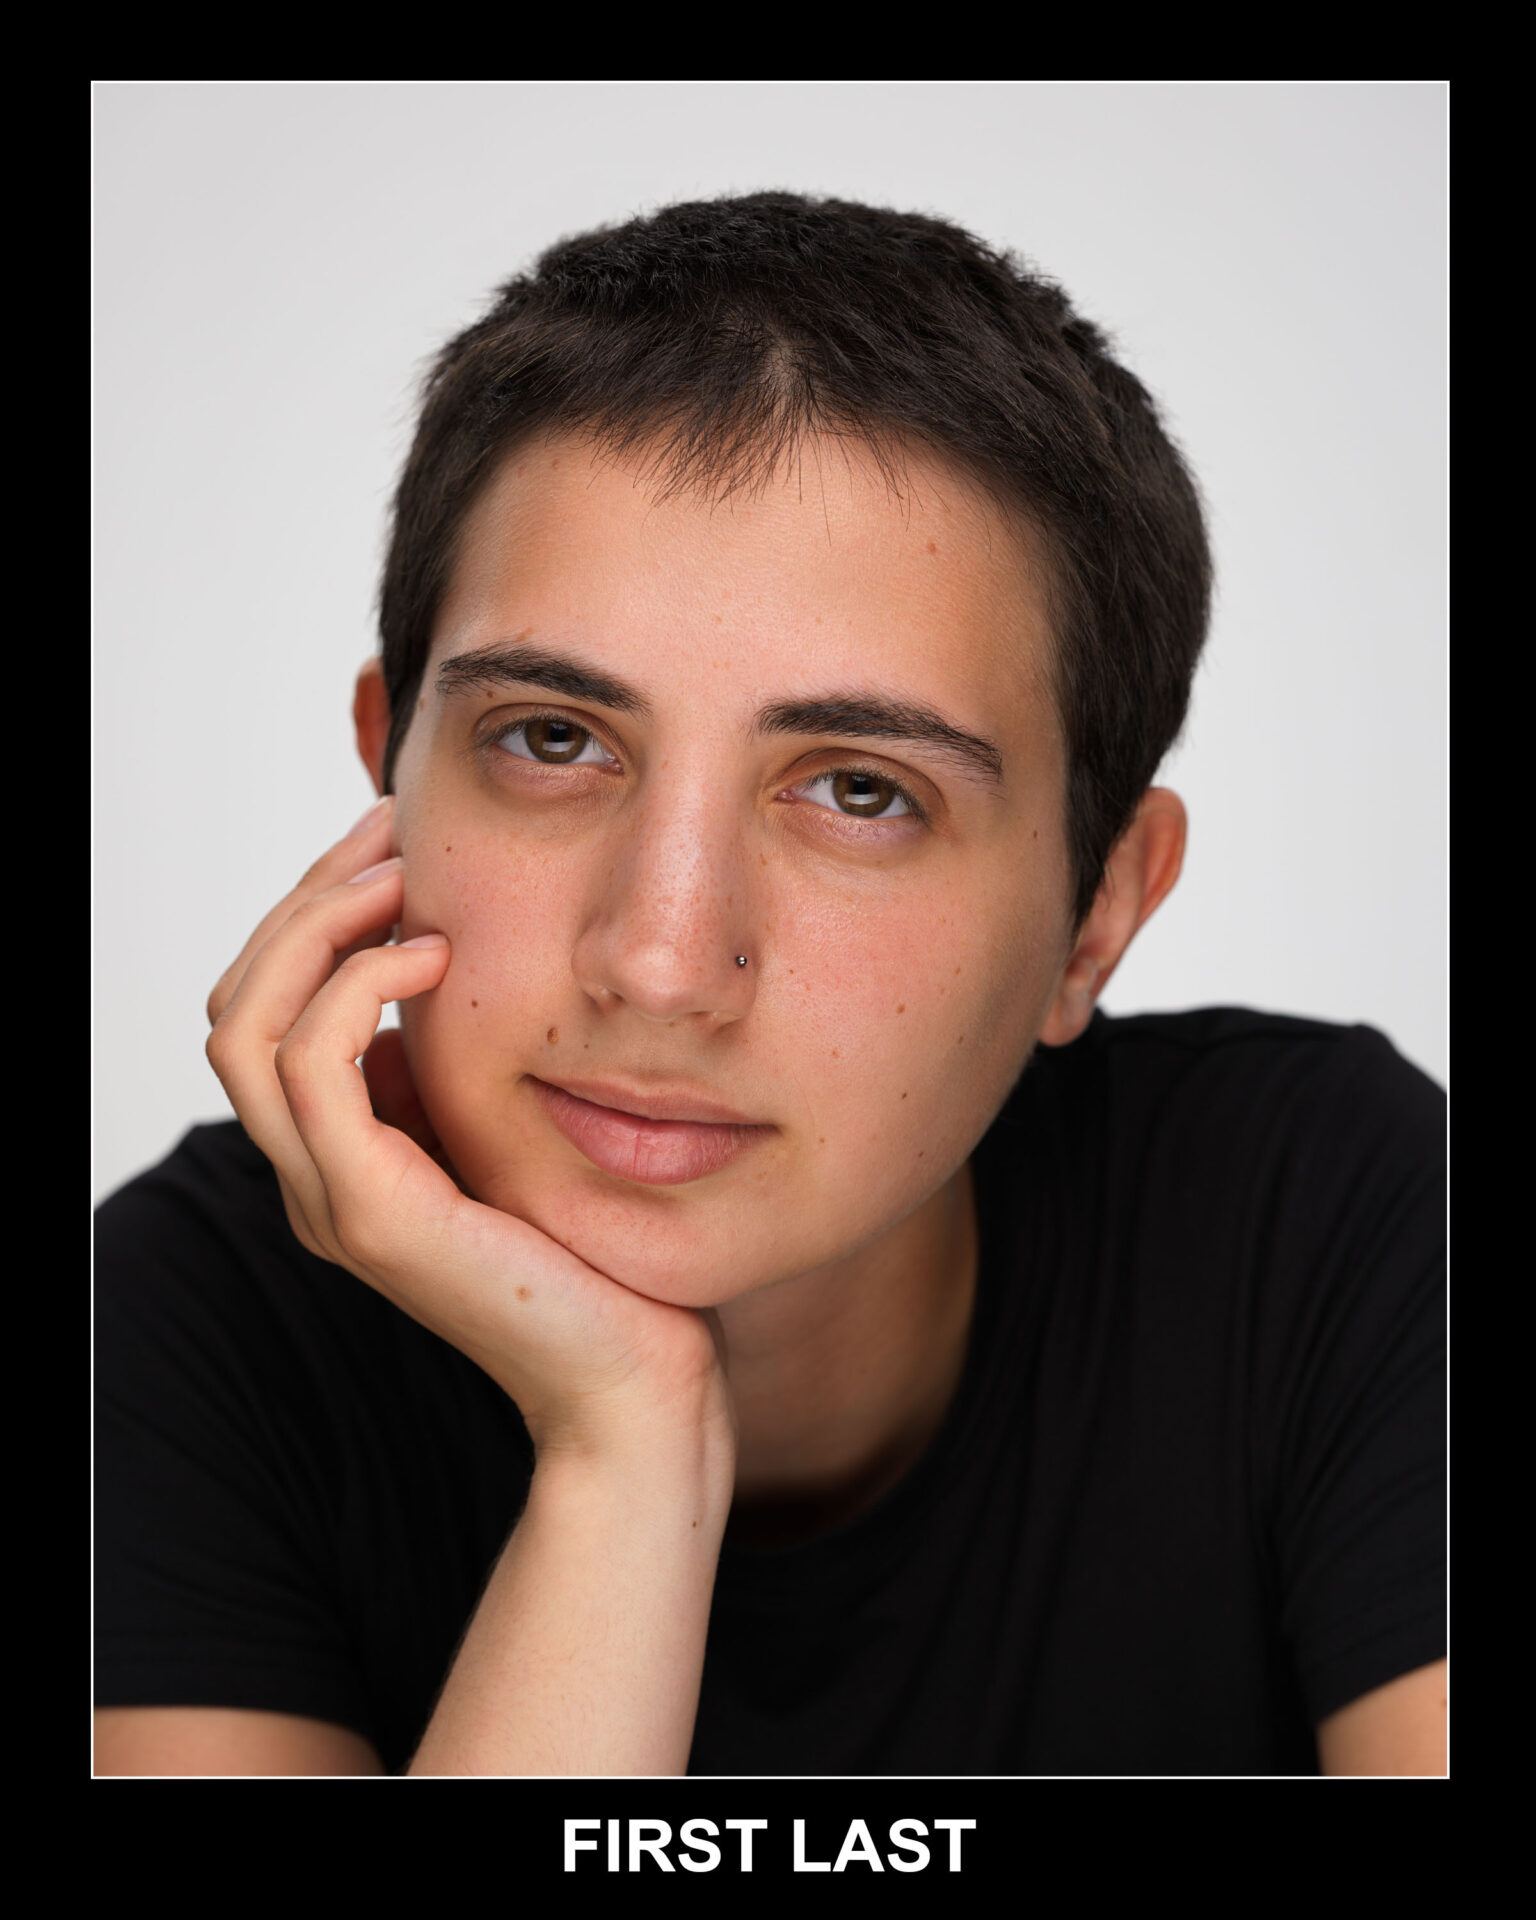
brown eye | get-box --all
[496,716,606,766]
[806,768,914,819]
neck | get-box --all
[715,1158,979,1548]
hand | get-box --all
[205,797,734,1463]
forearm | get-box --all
[409,1428,735,1777]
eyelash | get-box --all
[482,710,929,826]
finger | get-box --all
[335,924,394,973]
[207,1029,335,1253]
[206,796,396,1026]
[274,937,455,1271]
[206,862,408,1235]
[219,859,406,1048]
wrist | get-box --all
[529,1419,737,1543]
[530,1380,736,1504]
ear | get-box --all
[1037,788,1187,1048]
[353,656,390,795]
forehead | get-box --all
[429,431,1058,751]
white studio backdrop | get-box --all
[92,80,1448,1206]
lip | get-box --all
[528,1075,776,1186]
[534,1074,764,1125]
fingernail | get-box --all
[346,795,391,837]
[348,856,403,885]
[400,932,448,949]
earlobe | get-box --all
[1037,948,1103,1049]
[353,657,390,794]
[1037,788,1188,1049]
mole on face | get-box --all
[546,1027,559,1044]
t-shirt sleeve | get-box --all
[1251,1027,1446,1728]
[94,1136,376,1743]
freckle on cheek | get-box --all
[516,1286,530,1301]
[471,1000,478,1009]
[547,1027,558,1044]
[897,1004,905,1014]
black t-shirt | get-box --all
[94,1006,1446,1775]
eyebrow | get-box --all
[435,641,1006,789]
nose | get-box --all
[570,785,758,1029]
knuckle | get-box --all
[284,892,331,934]
[206,960,245,1027]
[272,1031,313,1090]
[205,1020,232,1076]
[335,946,382,984]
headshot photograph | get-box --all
[93,80,1447,1786]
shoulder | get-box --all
[1079,1002,1441,1107]
[998,1005,1445,1351]
[96,1120,289,1332]
[96,1118,295,1264]
[95,1121,408,1410]
[989,1010,1446,1732]
[1042,1004,1444,1188]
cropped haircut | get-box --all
[379,191,1212,929]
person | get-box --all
[93,191,1446,1777]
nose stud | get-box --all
[735,955,748,967]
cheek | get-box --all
[764,875,1044,1147]
[393,827,576,1083]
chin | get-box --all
[434,1125,794,1310]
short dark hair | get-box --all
[379,191,1211,928]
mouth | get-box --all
[527,1076,777,1186]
